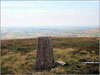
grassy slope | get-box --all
[1,37,99,74]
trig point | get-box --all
[35,37,55,71]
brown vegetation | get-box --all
[1,37,99,74]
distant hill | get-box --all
[1,27,99,39]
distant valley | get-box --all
[1,26,99,39]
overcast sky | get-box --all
[1,1,99,28]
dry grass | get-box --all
[1,37,99,74]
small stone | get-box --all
[55,61,66,66]
[50,68,59,72]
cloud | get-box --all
[1,1,56,8]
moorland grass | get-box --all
[1,37,99,74]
